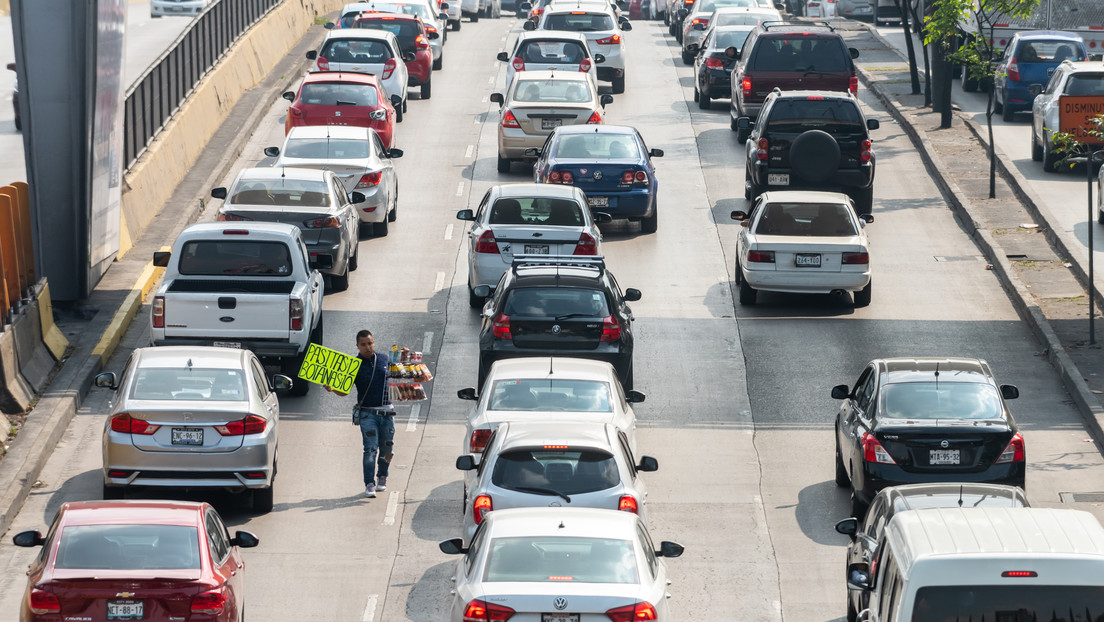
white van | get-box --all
[850,507,1104,622]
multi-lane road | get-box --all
[3,11,1104,621]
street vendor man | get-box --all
[326,329,395,498]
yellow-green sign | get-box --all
[297,343,361,392]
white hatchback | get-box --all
[307,30,410,114]
[498,31,604,94]
[533,6,631,93]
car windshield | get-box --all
[880,382,1004,420]
[284,138,373,160]
[129,368,248,401]
[751,36,848,72]
[553,133,640,159]
[712,11,772,26]
[544,12,615,31]
[911,585,1104,622]
[487,379,613,411]
[1015,40,1083,63]
[513,79,593,103]
[489,197,586,226]
[353,18,421,49]
[319,38,394,63]
[754,202,858,236]
[178,241,293,276]
[517,40,588,64]
[492,447,620,494]
[503,287,610,317]
[711,28,753,51]
[299,82,380,107]
[230,179,333,207]
[55,525,201,570]
[765,99,864,133]
[1064,74,1104,96]
[483,536,638,584]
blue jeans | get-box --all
[359,410,395,487]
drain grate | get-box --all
[1059,492,1104,503]
[934,256,985,262]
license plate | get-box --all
[588,196,609,207]
[107,600,144,620]
[172,427,204,446]
[542,615,579,622]
[929,449,960,465]
[768,173,789,185]
[541,118,563,130]
[524,245,550,254]
[213,341,241,349]
[795,253,821,267]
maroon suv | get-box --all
[353,13,437,99]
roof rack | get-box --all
[511,255,606,273]
[760,20,835,32]
[307,69,377,77]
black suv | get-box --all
[474,256,641,390]
[737,89,879,214]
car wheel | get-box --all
[846,595,858,622]
[693,87,699,102]
[1031,131,1043,162]
[738,278,757,305]
[358,221,373,239]
[734,257,743,285]
[850,493,868,519]
[433,55,443,70]
[736,126,750,143]
[612,75,625,94]
[477,357,490,391]
[497,154,511,173]
[388,191,398,222]
[471,11,479,21]
[640,205,658,233]
[961,65,978,92]
[730,113,740,132]
[668,21,675,34]
[681,49,693,65]
[253,481,275,513]
[14,115,21,132]
[376,214,390,236]
[853,280,872,307]
[1042,139,1059,172]
[623,363,634,391]
[349,243,359,271]
[1002,99,1015,122]
[421,77,432,99]
[699,89,711,110]
[103,483,125,500]
[331,261,350,292]
[396,104,404,123]
[453,19,461,30]
[285,357,310,396]
[853,185,873,216]
[675,29,682,43]
[834,438,850,487]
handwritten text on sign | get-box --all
[297,343,361,392]
[1059,96,1104,144]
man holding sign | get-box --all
[325,329,395,498]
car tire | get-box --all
[853,185,873,216]
[736,126,750,143]
[498,154,511,173]
[455,19,462,30]
[389,191,398,222]
[699,90,711,110]
[1042,140,1059,172]
[421,77,432,99]
[790,130,841,183]
[253,482,275,514]
[835,439,850,487]
[331,261,351,292]
[14,115,21,131]
[358,221,373,239]
[641,206,658,233]
[738,278,757,305]
[469,286,484,309]
[349,243,359,271]
[853,280,871,307]
[668,21,675,34]
[103,484,125,500]
[286,357,310,396]
[612,75,625,94]
[1031,131,1043,162]
[396,104,404,123]
[1002,100,1015,122]
[376,214,390,236]
[961,66,978,92]
[433,55,443,70]
[693,87,699,102]
[730,113,740,132]
[846,596,858,622]
[477,357,490,391]
[850,493,868,519]
[623,363,634,391]
[471,11,479,21]
[681,49,693,65]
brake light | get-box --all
[152,295,165,329]
[747,250,774,263]
[426,25,438,35]
[290,299,304,331]
[317,56,330,71]
[842,252,869,264]
[215,414,268,436]
[110,413,161,435]
[512,57,525,71]
[289,106,302,118]
[1002,570,1037,578]
[596,34,622,45]
[705,56,724,69]
[587,111,603,124]
[305,216,341,228]
[995,432,1025,464]
[531,7,544,17]
[473,495,493,524]
[741,75,752,98]
[369,108,387,121]
[757,137,768,161]
[470,429,492,453]
[502,109,521,128]
[382,58,396,80]
[475,230,500,254]
[606,602,658,621]
[357,171,383,188]
[862,432,896,464]
[849,75,858,95]
[464,599,515,621]
[191,588,228,615]
[548,170,574,184]
[217,213,247,221]
[222,229,250,235]
[618,495,638,513]
[579,58,591,73]
[1007,57,1020,82]
[600,315,621,341]
[690,17,708,28]
[29,590,60,615]
[573,232,598,255]
[415,34,430,50]
[492,313,512,339]
[860,138,872,163]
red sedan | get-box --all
[352,13,435,99]
[282,71,399,148]
[13,500,259,622]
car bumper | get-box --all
[732,99,763,118]
[499,129,550,159]
[597,65,625,81]
[1002,84,1035,111]
[151,338,301,360]
[151,1,206,16]
[855,462,1026,505]
[355,187,388,223]
[579,189,654,218]
[742,268,870,294]
[406,60,432,85]
[683,29,704,50]
[306,240,345,276]
[104,434,275,490]
[750,162,875,192]
[470,253,513,289]
[703,70,730,97]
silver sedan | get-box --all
[97,346,292,512]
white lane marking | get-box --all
[481,94,489,103]
[362,594,378,622]
[444,223,454,240]
[407,403,421,432]
[423,331,434,353]
[434,271,445,291]
[491,61,499,69]
[488,75,495,84]
[382,491,402,525]
[465,144,474,158]
[456,181,465,196]
[474,115,483,124]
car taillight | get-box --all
[579,58,591,73]
[217,213,247,221]
[995,432,1025,464]
[357,171,383,188]
[470,429,492,453]
[215,414,268,436]
[426,25,438,36]
[502,109,521,128]
[317,56,330,71]
[849,75,858,95]
[475,230,500,254]
[289,106,302,118]
[860,138,872,163]
[600,315,621,341]
[464,598,515,621]
[596,34,621,45]
[370,108,387,121]
[573,232,598,255]
[110,413,161,435]
[862,432,896,464]
[606,602,658,621]
[305,216,341,228]
[705,56,724,69]
[747,250,774,263]
[290,299,304,331]
[548,170,574,184]
[587,111,603,124]
[1007,57,1020,82]
[29,590,60,615]
[382,58,396,80]
[842,252,869,265]
[690,17,708,28]
[756,137,768,161]
[191,588,228,615]
[512,57,525,71]
[741,75,752,98]
[618,495,638,513]
[492,313,512,339]
[473,494,493,524]
[152,295,165,329]
[415,34,430,50]
[621,170,647,184]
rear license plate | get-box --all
[524,245,550,254]
[795,253,822,267]
[929,449,960,465]
[541,118,563,130]
[107,600,144,620]
[542,615,579,622]
[768,173,789,185]
[172,427,204,446]
[213,341,241,348]
[588,196,609,207]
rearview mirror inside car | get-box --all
[350,191,366,204]
[263,146,280,158]
[649,148,663,157]
[835,517,858,540]
[306,50,318,60]
[94,372,118,390]
[523,20,536,30]
[473,285,492,298]
[623,288,642,301]
[849,47,860,59]
[153,251,172,267]
[594,211,612,223]
[457,387,478,400]
[388,148,404,158]
[282,91,295,102]
[625,390,646,403]
[831,384,850,399]
[271,374,293,392]
[600,94,614,107]
[490,92,504,105]
[594,53,606,63]
[456,455,477,471]
[12,530,44,547]
[657,541,684,558]
[456,209,475,221]
[1000,384,1020,400]
[638,456,659,472]
[866,119,880,130]
[211,187,228,200]
[439,538,468,555]
[730,210,747,221]
[231,530,260,548]
[497,51,510,62]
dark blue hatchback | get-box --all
[993,31,1085,122]
[532,125,663,233]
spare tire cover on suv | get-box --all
[789,130,840,183]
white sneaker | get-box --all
[365,484,376,498]
[376,477,388,492]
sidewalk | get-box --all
[835,20,1104,444]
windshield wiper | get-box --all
[554,312,591,321]
[513,486,572,503]
[335,99,358,106]
[803,70,835,77]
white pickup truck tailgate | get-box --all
[162,279,293,340]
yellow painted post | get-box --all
[0,193,17,314]
[10,182,33,286]
[0,186,27,295]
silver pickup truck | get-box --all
[150,222,325,396]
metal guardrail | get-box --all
[122,0,283,171]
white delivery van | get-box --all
[850,507,1104,622]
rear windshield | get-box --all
[487,378,612,412]
[766,99,864,133]
[553,133,640,159]
[912,585,1104,622]
[750,36,849,72]
[880,382,1003,420]
[513,79,593,103]
[484,536,638,584]
[544,12,615,32]
[754,202,857,236]
[130,368,247,401]
[339,11,364,27]
[490,197,586,226]
[492,448,620,494]
[230,179,332,207]
[517,40,589,64]
[284,138,373,159]
[1064,74,1104,96]
[319,38,393,63]
[299,82,379,107]
[713,11,774,26]
[695,0,759,13]
[178,241,293,276]
[383,3,436,21]
[55,525,201,570]
[503,287,610,317]
[1015,39,1083,63]
[354,18,421,48]
[711,28,753,51]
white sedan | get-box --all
[439,507,684,622]
[732,190,873,306]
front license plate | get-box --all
[795,253,822,267]
[588,196,609,207]
[929,449,960,465]
[107,600,144,620]
[541,118,563,130]
[542,615,579,622]
[768,173,789,185]
[524,244,550,254]
[213,341,241,349]
[172,427,204,446]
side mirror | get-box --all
[835,517,858,540]
[774,0,785,8]
[5,62,14,71]
[211,187,228,200]
[458,387,478,400]
[427,30,440,40]
[230,530,259,548]
[867,119,880,130]
[523,19,537,30]
[847,569,872,592]
[730,210,747,221]
[402,51,416,62]
[860,214,874,224]
[637,456,659,472]
[473,285,492,298]
[623,288,642,301]
[439,538,468,555]
[456,209,476,221]
[441,2,450,8]
[625,390,646,403]
[263,146,280,158]
[94,372,118,390]
[388,148,404,158]
[350,191,366,204]
[594,211,612,224]
[490,92,504,105]
[677,8,688,17]
[324,21,335,29]
[523,147,541,158]
[153,251,172,267]
[600,94,614,107]
[271,374,293,392]
[12,530,44,547]
[456,455,478,470]
[619,21,632,30]
[724,46,738,58]
[831,384,850,399]
[692,22,704,30]
[657,541,684,558]
[306,50,318,60]
[619,16,630,24]
[649,148,663,157]
[440,12,449,20]
[391,94,402,108]
[497,51,510,62]
[520,0,532,8]
[282,91,295,102]
[737,117,750,129]
[1000,384,1020,400]
[849,48,860,59]
[594,53,606,63]
[1028,83,1043,96]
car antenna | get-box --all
[548,357,554,376]
[186,358,193,369]
[958,484,964,507]
[558,520,565,529]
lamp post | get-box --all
[1069,148,1104,345]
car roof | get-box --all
[770,89,856,101]
[236,166,330,182]
[711,6,778,14]
[1060,60,1104,73]
[554,124,635,136]
[488,357,616,380]
[544,6,614,15]
[499,421,613,450]
[485,507,640,538]
[758,22,836,34]
[513,69,592,82]
[874,357,993,385]
[354,11,421,21]
[182,221,301,238]
[59,500,206,527]
[760,190,852,204]
[135,346,248,369]
[517,30,590,44]
[285,125,374,140]
[882,483,1028,512]
[302,70,382,86]
[512,266,604,286]
[494,183,581,200]
[323,29,399,42]
[1014,30,1085,42]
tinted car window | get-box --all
[285,138,372,159]
[55,525,201,570]
[300,82,380,107]
[518,40,588,63]
[319,39,393,62]
[514,79,593,103]
[553,134,640,159]
[713,11,772,26]
[490,197,585,226]
[1017,40,1083,63]
[911,586,1104,622]
[713,28,753,51]
[483,536,638,583]
[130,368,247,401]
[178,241,293,276]
[753,202,858,236]
[488,379,612,411]
[503,287,610,317]
[1065,74,1104,96]
[354,18,421,49]
[880,382,1003,420]
[231,179,333,207]
[765,99,864,133]
[695,0,758,12]
[751,37,848,71]
[545,12,615,31]
[492,448,619,493]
